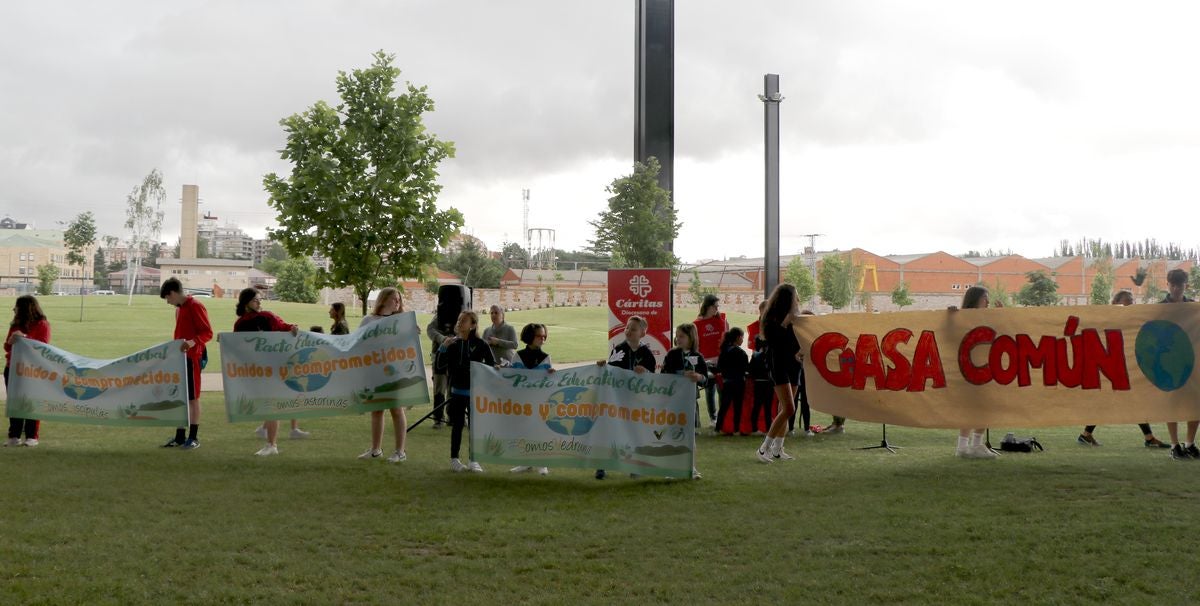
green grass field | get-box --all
[2,295,1198,603]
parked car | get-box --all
[94,290,115,295]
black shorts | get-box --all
[186,357,201,401]
[770,358,800,387]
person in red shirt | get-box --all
[4,295,51,447]
[233,288,299,456]
[159,278,213,450]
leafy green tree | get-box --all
[817,253,861,311]
[93,246,109,289]
[988,280,1014,308]
[62,211,97,319]
[688,270,718,305]
[124,169,165,304]
[1016,270,1060,306]
[263,51,463,314]
[1187,266,1200,300]
[273,258,319,304]
[424,277,440,295]
[441,240,504,289]
[589,158,680,269]
[500,242,528,269]
[1089,258,1115,305]
[891,281,914,310]
[1142,272,1164,304]
[36,263,60,296]
[784,256,817,305]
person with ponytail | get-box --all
[358,287,408,463]
[4,295,50,447]
[234,288,299,456]
[755,284,803,463]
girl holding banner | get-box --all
[5,295,50,447]
[358,288,408,463]
[510,322,554,476]
[1077,290,1171,449]
[435,310,496,472]
[329,302,350,336]
[234,288,300,456]
[695,295,727,428]
[756,284,802,463]
[952,286,999,459]
[595,315,657,480]
[662,323,707,479]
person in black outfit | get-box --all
[594,315,656,479]
[716,328,749,436]
[748,331,774,435]
[755,284,803,463]
[434,311,496,472]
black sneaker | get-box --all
[180,439,201,451]
[594,469,606,480]
[161,437,184,448]
[1077,434,1101,447]
[1145,437,1172,449]
[1187,445,1200,459]
[1170,444,1189,460]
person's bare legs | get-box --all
[370,410,384,450]
[265,420,279,446]
[390,407,407,452]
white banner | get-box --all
[6,338,189,426]
[219,312,429,422]
[469,362,696,478]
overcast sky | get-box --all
[3,1,1200,263]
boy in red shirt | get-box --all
[160,278,213,450]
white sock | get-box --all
[772,437,784,452]
[957,435,970,449]
[971,432,984,447]
[759,437,772,452]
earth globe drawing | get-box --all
[283,348,333,393]
[62,368,105,400]
[544,386,596,436]
[1135,320,1195,392]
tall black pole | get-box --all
[761,74,782,298]
[635,0,674,250]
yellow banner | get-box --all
[792,304,1200,428]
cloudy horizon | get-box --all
[4,1,1200,263]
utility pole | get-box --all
[759,74,783,298]
[803,233,822,309]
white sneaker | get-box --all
[971,444,999,459]
[22,438,38,448]
[692,467,702,480]
[386,450,406,463]
[3,437,19,447]
[537,467,549,476]
[254,425,267,439]
[510,465,533,473]
[450,458,469,472]
[468,460,484,473]
[805,430,816,437]
[289,428,310,439]
[955,445,972,458]
[756,447,774,463]
[772,445,795,461]
[255,444,279,456]
[358,448,383,460]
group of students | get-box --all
[950,267,1200,460]
[7,273,1200,468]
